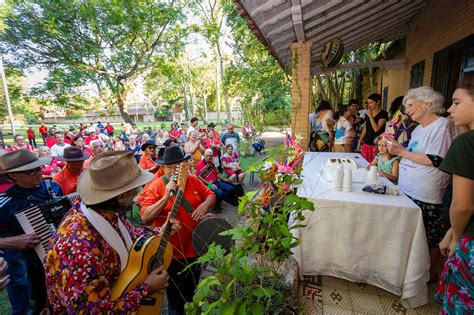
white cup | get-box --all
[343,168,352,192]
[333,166,343,191]
[367,165,379,185]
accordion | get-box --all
[14,193,79,261]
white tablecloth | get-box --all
[291,152,430,308]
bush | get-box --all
[264,108,290,127]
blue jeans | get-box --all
[212,181,235,202]
[3,248,46,315]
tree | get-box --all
[195,0,232,123]
[223,1,291,128]
[0,0,188,123]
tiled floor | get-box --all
[299,275,441,314]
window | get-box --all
[409,61,425,88]
[431,34,474,107]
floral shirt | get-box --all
[45,199,149,314]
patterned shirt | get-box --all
[45,199,149,314]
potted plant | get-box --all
[185,135,315,314]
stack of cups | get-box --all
[333,165,343,191]
[367,165,379,185]
[343,168,352,192]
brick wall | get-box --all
[369,0,474,104]
[290,42,312,149]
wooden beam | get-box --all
[309,16,413,63]
[291,0,305,42]
[251,0,287,16]
[304,0,368,33]
[305,0,385,39]
[311,59,407,75]
[266,0,345,38]
[270,31,295,46]
[309,0,424,45]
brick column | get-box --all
[290,42,312,149]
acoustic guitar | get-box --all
[110,163,188,314]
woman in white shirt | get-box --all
[334,105,355,152]
[387,86,452,281]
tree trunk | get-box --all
[203,92,208,120]
[181,81,191,120]
[215,56,221,124]
[116,90,133,124]
[216,41,231,122]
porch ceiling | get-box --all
[235,0,427,75]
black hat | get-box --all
[155,139,178,164]
[141,140,157,151]
[159,145,191,165]
[207,122,216,128]
[57,146,90,162]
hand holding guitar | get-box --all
[159,212,181,236]
[144,265,169,294]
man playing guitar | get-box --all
[45,151,180,313]
[139,145,216,315]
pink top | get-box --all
[221,152,240,168]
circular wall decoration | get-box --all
[321,38,344,68]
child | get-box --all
[368,134,400,183]
[334,105,355,152]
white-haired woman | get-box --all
[387,86,452,281]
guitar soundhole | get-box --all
[148,254,163,272]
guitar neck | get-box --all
[153,188,184,269]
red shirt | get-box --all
[196,160,218,182]
[139,174,214,259]
[85,135,98,145]
[169,129,180,140]
[42,158,61,177]
[202,138,221,157]
[139,155,159,173]
[105,125,114,134]
[52,166,82,195]
[46,137,56,148]
[7,144,35,152]
[135,168,165,206]
[26,129,36,139]
[39,126,48,135]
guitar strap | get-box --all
[161,176,193,213]
[80,202,133,272]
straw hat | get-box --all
[77,150,153,205]
[0,149,52,174]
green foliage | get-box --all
[0,0,189,122]
[223,2,291,130]
[186,144,314,314]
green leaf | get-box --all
[247,303,265,314]
[222,303,236,315]
[237,302,247,315]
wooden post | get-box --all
[290,42,312,149]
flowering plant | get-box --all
[185,134,314,314]
[253,134,305,205]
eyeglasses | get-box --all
[17,166,44,177]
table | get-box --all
[291,152,430,308]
